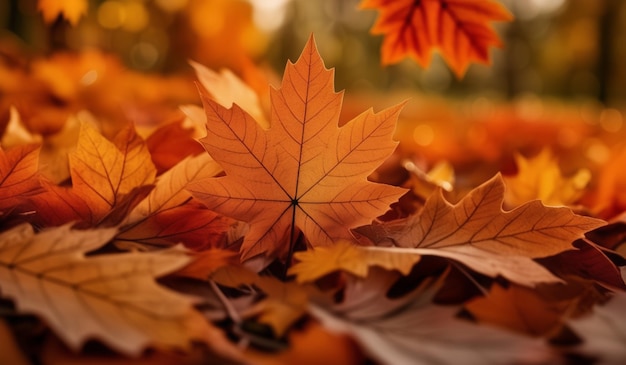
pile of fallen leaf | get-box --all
[2,1,626,365]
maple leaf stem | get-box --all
[283,209,301,280]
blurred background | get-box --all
[2,0,626,215]
[1,0,626,219]
[1,0,625,106]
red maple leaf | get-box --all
[361,0,513,77]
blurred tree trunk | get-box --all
[6,0,19,35]
[503,20,522,99]
[597,0,619,104]
[502,1,527,100]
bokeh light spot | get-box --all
[413,124,435,146]
[131,42,159,69]
[600,108,623,133]
[97,1,126,29]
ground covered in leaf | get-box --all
[2,2,626,365]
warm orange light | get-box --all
[97,1,125,29]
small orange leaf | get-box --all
[465,284,574,337]
[405,159,455,200]
[378,174,603,257]
[289,240,421,283]
[361,0,513,77]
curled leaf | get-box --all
[359,174,605,286]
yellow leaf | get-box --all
[504,149,591,207]
[289,240,421,283]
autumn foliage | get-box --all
[2,1,626,365]
[361,0,513,77]
[188,38,406,261]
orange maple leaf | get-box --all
[38,0,87,26]
[188,36,407,261]
[361,0,513,77]
[0,144,42,215]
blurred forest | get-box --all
[1,0,625,106]
[1,0,626,194]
